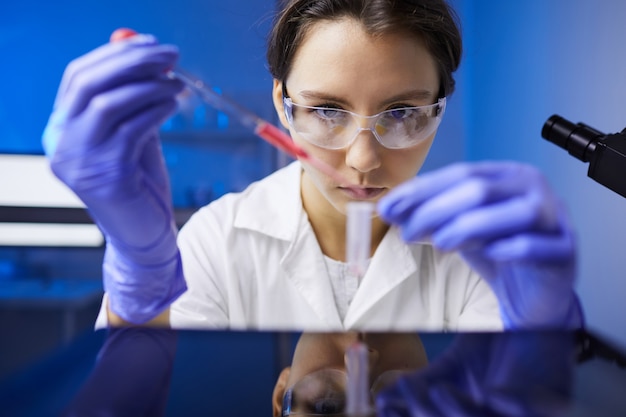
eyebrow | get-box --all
[298,89,437,107]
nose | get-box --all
[366,345,380,372]
[344,128,382,174]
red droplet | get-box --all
[110,28,138,43]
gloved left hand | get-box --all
[64,327,177,417]
[378,161,582,329]
[42,35,187,324]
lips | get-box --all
[340,186,385,200]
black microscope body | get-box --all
[542,115,626,198]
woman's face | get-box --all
[273,17,441,216]
[272,332,428,416]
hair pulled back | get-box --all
[267,0,462,97]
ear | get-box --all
[272,79,290,130]
[272,367,291,417]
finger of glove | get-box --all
[389,175,527,242]
[57,41,179,119]
[375,351,494,417]
[482,231,576,262]
[378,162,549,242]
[139,133,173,207]
[376,376,442,417]
[55,34,157,108]
[392,185,556,248]
[378,163,472,223]
[378,161,529,223]
[64,78,182,155]
[375,344,482,417]
[430,368,568,416]
[428,191,558,251]
[51,96,178,202]
[94,79,182,146]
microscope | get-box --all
[542,115,626,198]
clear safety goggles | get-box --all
[282,368,409,416]
[283,96,446,150]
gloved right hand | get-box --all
[376,332,575,417]
[42,34,187,324]
[377,162,581,329]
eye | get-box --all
[312,106,344,120]
[387,107,416,120]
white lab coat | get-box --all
[167,161,503,332]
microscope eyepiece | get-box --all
[541,114,626,198]
[541,115,604,162]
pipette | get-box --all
[110,28,359,190]
[346,341,374,416]
[346,202,374,280]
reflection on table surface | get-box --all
[0,328,625,416]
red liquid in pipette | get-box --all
[111,28,362,195]
[255,122,357,188]
[255,122,308,159]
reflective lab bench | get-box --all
[0,327,624,417]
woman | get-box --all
[43,0,581,331]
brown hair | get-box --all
[267,0,462,97]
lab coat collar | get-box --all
[234,160,344,327]
[343,227,418,328]
[281,211,344,328]
[233,161,303,241]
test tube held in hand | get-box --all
[346,202,374,280]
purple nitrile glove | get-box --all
[376,332,575,417]
[378,161,583,329]
[42,34,187,324]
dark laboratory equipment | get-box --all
[542,115,626,198]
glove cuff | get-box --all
[106,216,179,266]
[501,290,584,330]
[103,214,187,324]
[104,248,187,325]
